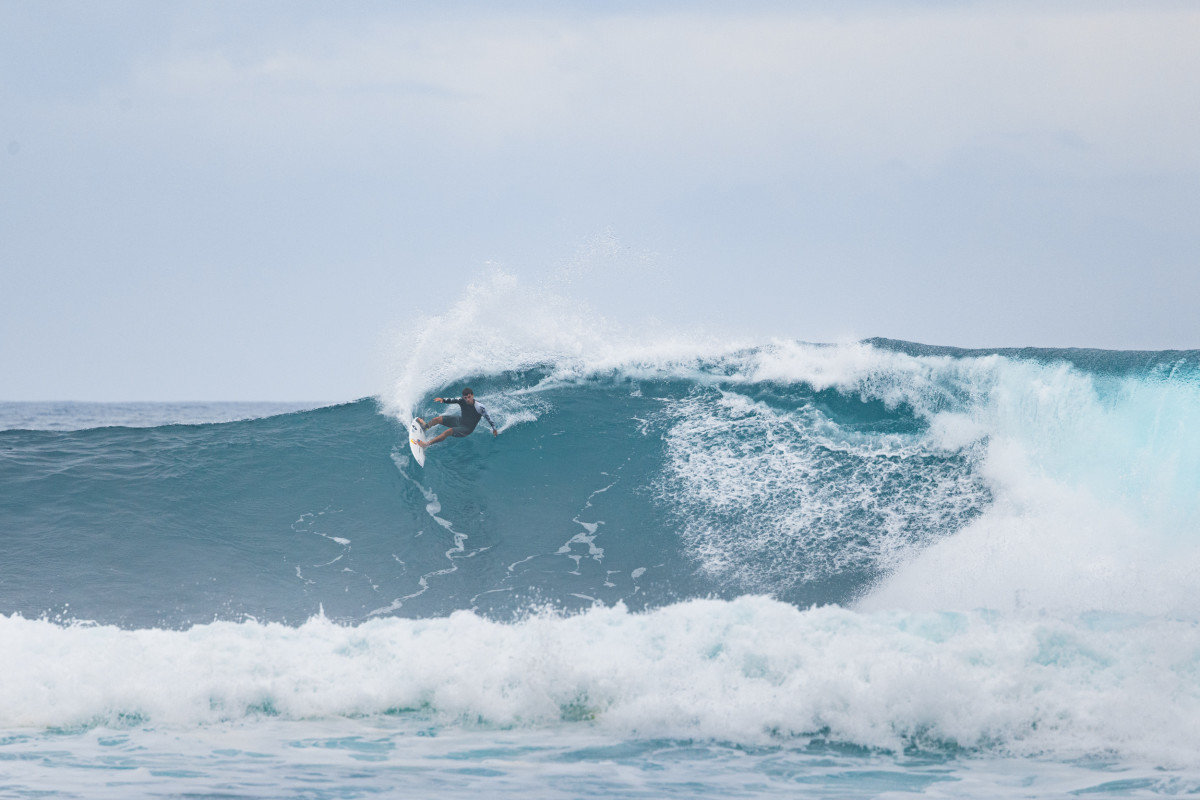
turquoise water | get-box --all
[2,339,1200,797]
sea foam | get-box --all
[2,598,1198,766]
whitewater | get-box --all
[2,276,1199,797]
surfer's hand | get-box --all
[493,429,498,437]
[434,397,443,403]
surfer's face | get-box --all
[463,392,474,404]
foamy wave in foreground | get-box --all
[4,597,1198,766]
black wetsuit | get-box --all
[442,397,495,437]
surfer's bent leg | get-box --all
[421,429,454,447]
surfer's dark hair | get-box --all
[462,387,473,395]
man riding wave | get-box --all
[415,387,498,448]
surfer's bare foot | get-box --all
[416,418,427,430]
[417,440,429,448]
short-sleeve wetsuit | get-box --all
[441,397,496,437]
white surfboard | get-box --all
[408,418,426,467]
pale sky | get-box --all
[3,1,1198,400]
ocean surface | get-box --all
[3,334,1200,798]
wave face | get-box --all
[5,339,1198,625]
[3,334,1200,764]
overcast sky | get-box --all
[3,1,1199,400]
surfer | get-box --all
[416,388,498,448]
